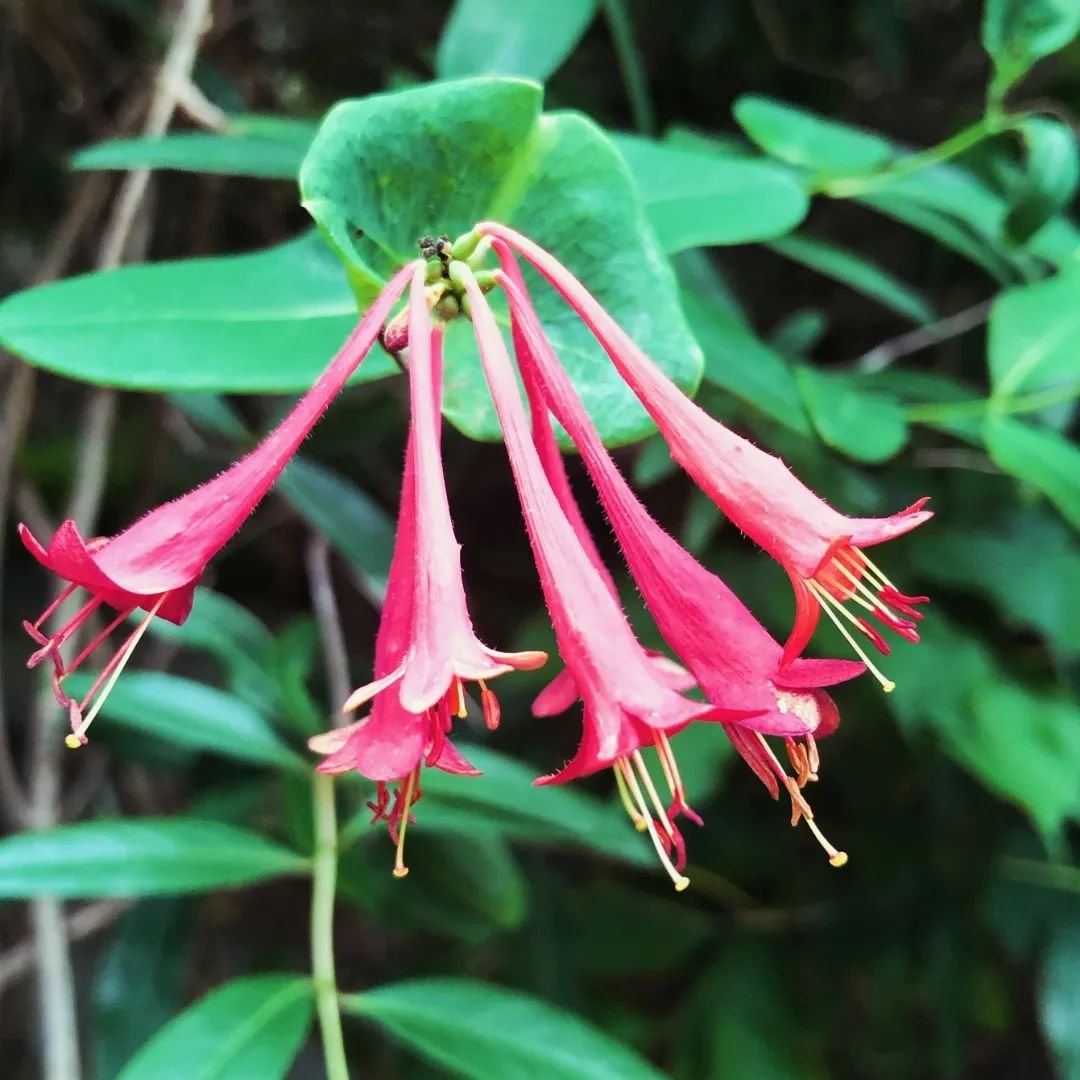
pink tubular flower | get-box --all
[457,261,728,891]
[498,249,861,866]
[476,222,932,691]
[308,436,480,878]
[23,262,421,748]
[312,267,545,874]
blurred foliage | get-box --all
[2,0,1080,1077]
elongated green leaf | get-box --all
[347,744,652,867]
[989,265,1080,400]
[679,287,810,435]
[0,231,391,392]
[300,77,702,445]
[613,134,808,251]
[0,819,306,897]
[967,679,1080,844]
[733,95,894,176]
[795,365,909,463]
[863,192,1022,282]
[374,831,529,943]
[117,975,313,1080]
[1005,117,1080,244]
[911,513,1080,660]
[983,0,1080,99]
[93,900,193,1078]
[277,456,395,601]
[766,234,933,323]
[985,416,1080,529]
[436,0,598,81]
[61,672,305,772]
[344,978,669,1080]
[144,587,277,711]
[73,116,316,178]
[886,618,1080,845]
[1041,920,1080,1080]
[730,95,1080,273]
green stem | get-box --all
[311,772,349,1080]
[603,0,656,135]
[819,114,1012,199]
[905,380,1080,423]
[999,855,1080,895]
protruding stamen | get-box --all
[451,676,467,720]
[807,580,895,692]
[65,606,136,674]
[804,815,849,868]
[67,596,165,747]
[393,768,418,878]
[479,679,500,730]
[614,765,648,831]
[630,749,675,839]
[617,758,690,891]
[31,582,80,631]
[28,597,103,665]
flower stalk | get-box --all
[311,771,349,1080]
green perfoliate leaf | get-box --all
[733,95,894,177]
[0,231,389,392]
[1004,117,1080,244]
[116,975,313,1080]
[0,819,306,897]
[983,0,1080,100]
[300,77,702,445]
[612,134,808,251]
[985,416,1080,530]
[766,233,934,324]
[989,265,1080,401]
[436,0,598,81]
[343,978,669,1080]
[795,365,910,463]
[60,671,306,772]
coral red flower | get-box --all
[478,222,932,691]
[308,434,479,878]
[22,261,419,747]
[312,267,545,873]
[499,250,860,866]
[341,267,546,716]
[459,261,726,890]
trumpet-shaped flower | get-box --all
[23,262,420,746]
[498,248,861,866]
[308,434,480,877]
[459,260,731,890]
[312,269,544,873]
[478,223,932,690]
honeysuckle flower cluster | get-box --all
[23,222,931,888]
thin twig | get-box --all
[0,363,36,826]
[855,298,994,372]
[0,901,132,992]
[97,0,213,269]
[24,2,217,1077]
[305,535,352,718]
